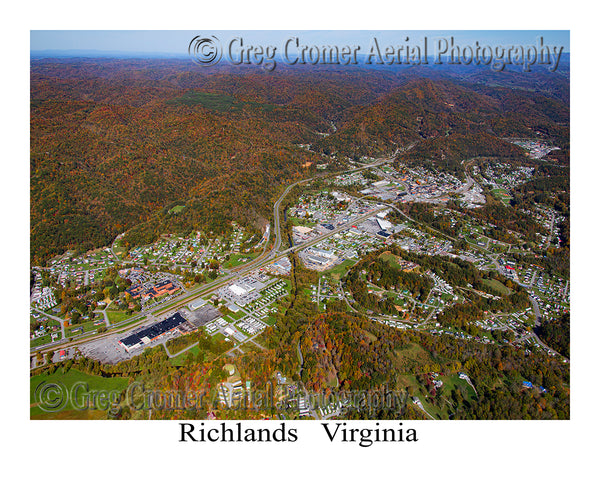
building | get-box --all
[229,284,249,296]
[126,279,180,301]
[145,279,180,299]
[119,312,188,352]
[125,284,144,299]
[310,247,335,259]
[189,298,208,310]
[376,218,393,231]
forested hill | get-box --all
[30,59,569,264]
[310,78,569,168]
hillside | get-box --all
[311,78,569,166]
[30,60,570,263]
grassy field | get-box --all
[106,310,133,324]
[239,341,263,354]
[394,372,476,420]
[222,252,259,269]
[440,374,477,401]
[166,334,198,355]
[213,332,226,342]
[482,278,513,296]
[30,334,57,348]
[441,293,454,302]
[65,320,99,337]
[396,374,423,392]
[113,315,146,330]
[30,368,130,419]
[392,343,435,371]
[302,286,314,298]
[168,205,185,214]
[169,345,201,366]
[491,188,512,205]
[379,251,402,267]
[290,217,318,227]
[327,258,358,281]
[280,278,292,293]
[223,308,245,321]
[112,240,127,258]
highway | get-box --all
[30,156,394,357]
[31,150,572,368]
[32,152,567,365]
[28,158,495,357]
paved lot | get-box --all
[78,335,133,364]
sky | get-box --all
[30,30,570,56]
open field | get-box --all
[171,346,201,366]
[30,368,130,419]
[326,259,358,281]
[491,188,512,205]
[30,334,57,348]
[482,278,513,296]
[168,205,185,214]
[106,310,133,324]
[222,252,260,269]
[65,320,100,337]
[392,343,435,371]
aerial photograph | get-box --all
[29,30,570,421]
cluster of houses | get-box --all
[31,285,57,310]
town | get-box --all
[31,151,569,383]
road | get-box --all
[529,295,542,325]
[412,397,436,420]
[32,151,564,367]
[513,328,562,357]
[545,210,556,249]
[94,309,110,327]
[249,338,266,351]
[455,175,475,194]
[316,277,321,306]
[163,340,197,359]
[460,373,479,398]
[32,307,65,340]
[266,154,395,261]
[110,234,122,261]
[28,155,406,360]
[220,331,269,359]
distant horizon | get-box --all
[30,49,572,58]
[30,49,189,58]
[31,30,571,56]
[30,47,570,75]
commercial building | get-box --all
[189,298,208,310]
[119,312,188,352]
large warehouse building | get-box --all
[119,312,188,353]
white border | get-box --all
[4,0,597,478]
